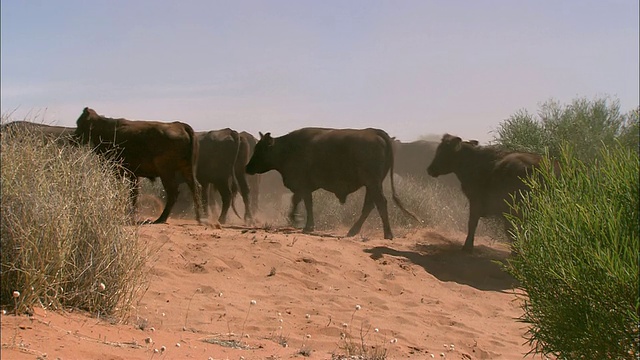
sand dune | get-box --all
[1,219,531,359]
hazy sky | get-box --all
[2,1,638,142]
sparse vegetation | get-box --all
[1,118,148,320]
[493,96,639,161]
[333,304,392,360]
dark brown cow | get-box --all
[427,133,546,251]
[1,121,76,145]
[245,127,420,239]
[196,128,252,224]
[74,107,202,224]
[236,131,257,219]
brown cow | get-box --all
[427,133,546,251]
[74,107,202,224]
[245,127,420,239]
[197,128,255,224]
[235,131,257,220]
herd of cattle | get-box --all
[1,107,554,251]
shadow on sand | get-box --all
[364,230,517,292]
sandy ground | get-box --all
[1,212,532,360]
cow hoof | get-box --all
[461,245,474,253]
[384,234,394,240]
[302,227,314,234]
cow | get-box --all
[245,127,421,239]
[1,121,76,145]
[236,131,258,219]
[427,133,548,252]
[74,107,202,224]
[196,128,252,224]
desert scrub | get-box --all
[493,96,638,161]
[0,120,148,320]
[506,144,639,359]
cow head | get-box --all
[245,132,276,175]
[74,107,98,145]
[427,134,463,177]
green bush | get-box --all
[506,144,639,359]
[494,96,639,161]
[1,122,148,320]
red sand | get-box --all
[1,219,532,359]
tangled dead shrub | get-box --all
[1,120,148,321]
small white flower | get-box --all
[162,312,166,317]
[144,337,152,344]
[430,354,435,358]
[98,282,106,291]
[305,334,311,339]
[277,312,282,316]
[218,292,223,297]
[390,338,397,344]
[374,328,379,333]
[2,310,6,315]
[12,291,20,298]
[153,348,159,354]
[250,300,257,305]
[305,314,311,319]
[440,353,445,357]
[355,304,361,310]
[175,342,181,347]
[160,346,166,352]
[149,327,155,332]
[279,318,283,323]
[342,323,348,328]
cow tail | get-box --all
[378,129,423,224]
[185,124,202,206]
[229,130,242,220]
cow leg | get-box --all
[236,172,253,224]
[179,168,203,224]
[215,179,232,224]
[301,192,314,233]
[371,188,393,240]
[464,204,481,252]
[129,177,142,224]
[289,192,302,227]
[200,182,211,218]
[347,190,375,238]
[155,176,180,224]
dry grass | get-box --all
[0,117,148,321]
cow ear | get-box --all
[468,140,479,146]
[259,131,264,138]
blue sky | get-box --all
[2,1,638,142]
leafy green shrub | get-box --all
[506,144,639,359]
[1,121,148,320]
[494,96,638,161]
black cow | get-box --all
[427,134,548,251]
[74,107,202,224]
[245,127,420,239]
[196,129,241,223]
